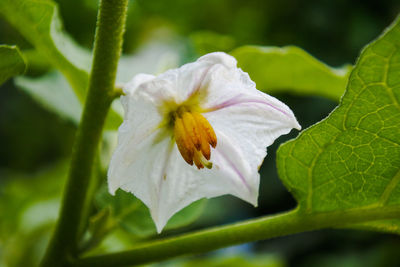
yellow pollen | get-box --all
[174,110,217,169]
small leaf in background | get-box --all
[0,0,128,130]
[95,186,206,238]
[15,72,81,124]
[0,0,92,102]
[22,49,52,75]
[231,46,352,101]
[277,16,400,230]
[80,207,115,253]
[0,45,26,85]
[13,70,123,129]
[116,41,181,83]
[0,161,68,267]
[190,31,236,55]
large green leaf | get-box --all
[0,0,91,102]
[231,46,352,101]
[277,16,400,230]
[0,45,26,85]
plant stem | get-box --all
[71,206,400,267]
[40,0,128,266]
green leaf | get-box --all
[22,49,52,74]
[0,161,68,267]
[95,187,206,238]
[0,161,68,234]
[14,71,123,129]
[231,46,352,101]
[190,31,236,54]
[0,0,91,102]
[15,72,81,124]
[0,1,126,130]
[277,16,400,231]
[0,45,26,85]
[80,208,115,253]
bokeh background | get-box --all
[1,0,400,266]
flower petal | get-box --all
[167,52,237,101]
[126,53,239,104]
[108,74,171,208]
[197,54,300,171]
[197,52,237,69]
[123,73,155,95]
[151,130,258,232]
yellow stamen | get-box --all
[196,119,211,160]
[174,117,194,165]
[192,112,217,148]
[181,112,201,150]
[174,110,217,169]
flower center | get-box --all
[173,108,217,169]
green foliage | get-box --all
[232,46,352,101]
[15,72,81,124]
[0,0,125,130]
[0,0,91,102]
[14,71,122,129]
[0,161,68,267]
[0,45,26,85]
[95,186,206,238]
[190,31,236,54]
[277,16,400,229]
[22,49,52,74]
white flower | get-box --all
[108,52,301,233]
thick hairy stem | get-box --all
[40,0,128,266]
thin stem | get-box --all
[40,0,128,266]
[113,84,125,98]
[72,206,400,267]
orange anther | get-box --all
[174,110,216,169]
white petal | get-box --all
[152,130,258,232]
[123,73,155,95]
[108,131,172,209]
[125,53,239,104]
[200,64,300,172]
[197,52,237,69]
[108,73,170,205]
[157,52,237,102]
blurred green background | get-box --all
[1,0,400,266]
